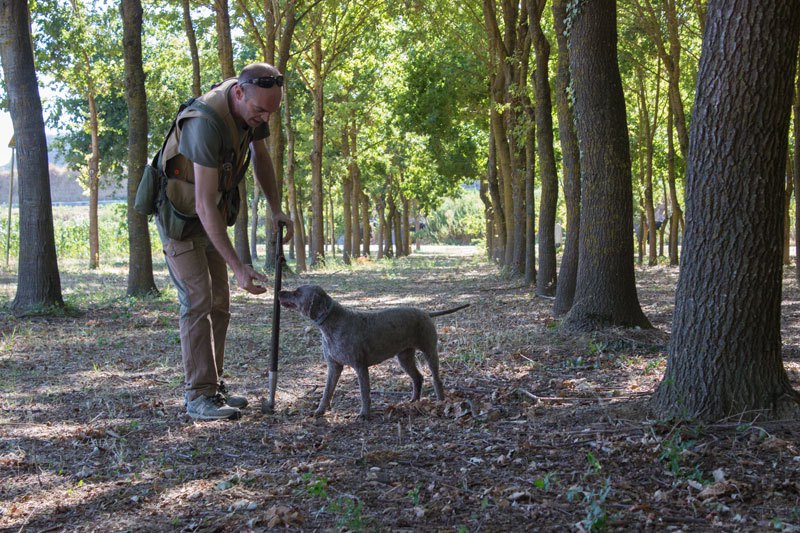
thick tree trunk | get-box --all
[653,0,800,421]
[562,1,651,332]
[122,0,157,296]
[0,0,64,311]
[552,0,581,316]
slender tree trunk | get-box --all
[122,0,157,296]
[402,195,411,256]
[653,0,800,421]
[562,0,651,332]
[361,191,370,257]
[637,66,660,266]
[667,104,682,266]
[285,88,306,273]
[310,38,325,265]
[87,91,101,269]
[486,128,505,262]
[342,127,352,265]
[794,56,800,282]
[250,186,259,261]
[552,0,581,316]
[181,0,201,97]
[376,196,386,260]
[784,155,793,265]
[530,0,556,294]
[524,101,536,286]
[0,0,64,311]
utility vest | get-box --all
[134,78,254,240]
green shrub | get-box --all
[421,189,484,245]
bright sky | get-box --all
[0,111,12,167]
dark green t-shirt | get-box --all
[178,118,269,168]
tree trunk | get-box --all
[122,0,157,297]
[794,58,800,282]
[562,1,651,332]
[784,155,793,265]
[87,91,100,269]
[653,0,800,421]
[181,0,201,97]
[376,195,386,260]
[283,79,306,272]
[667,104,682,266]
[552,0,581,316]
[250,185,260,261]
[637,65,660,266]
[342,127,352,265]
[360,190,370,257]
[0,0,64,311]
[524,100,536,286]
[486,128,505,262]
[531,0,556,295]
[310,37,325,265]
[402,195,411,256]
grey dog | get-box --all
[278,284,469,420]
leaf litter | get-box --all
[0,250,799,531]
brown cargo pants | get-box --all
[157,222,230,401]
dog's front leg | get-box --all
[315,358,343,417]
[354,365,371,420]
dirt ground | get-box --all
[1,246,799,532]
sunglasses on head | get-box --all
[241,75,284,89]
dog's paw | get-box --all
[357,412,371,422]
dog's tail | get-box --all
[429,303,470,318]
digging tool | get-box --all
[262,221,286,414]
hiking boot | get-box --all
[186,393,241,420]
[218,380,249,409]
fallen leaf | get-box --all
[265,505,304,528]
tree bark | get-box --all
[562,1,651,332]
[552,0,581,316]
[0,0,64,311]
[341,126,352,265]
[122,0,157,296]
[181,0,201,97]
[653,0,800,421]
[87,90,100,269]
[794,56,800,282]
[667,103,682,266]
[284,84,306,272]
[310,37,325,265]
[530,0,556,295]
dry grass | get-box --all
[1,246,799,531]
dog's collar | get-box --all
[313,302,334,326]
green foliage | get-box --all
[421,189,484,245]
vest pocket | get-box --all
[134,164,161,216]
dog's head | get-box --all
[279,285,334,324]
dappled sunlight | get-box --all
[3,249,800,530]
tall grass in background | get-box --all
[0,192,485,266]
[0,203,162,266]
